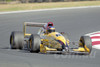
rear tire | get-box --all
[10,31,24,49]
[29,34,41,53]
[80,36,92,54]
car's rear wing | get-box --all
[24,22,46,37]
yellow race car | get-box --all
[10,22,92,55]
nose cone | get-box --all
[48,32,68,49]
[56,36,66,45]
[48,32,67,45]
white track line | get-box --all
[85,31,100,36]
[92,45,100,49]
[0,6,100,14]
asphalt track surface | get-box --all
[0,7,100,67]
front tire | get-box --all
[79,36,92,54]
[29,34,41,53]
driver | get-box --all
[47,26,55,33]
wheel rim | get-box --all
[11,36,13,45]
[79,38,84,47]
[80,36,91,53]
[30,39,32,49]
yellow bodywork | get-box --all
[84,45,90,53]
[73,41,86,52]
[76,38,90,53]
[40,32,69,53]
[40,44,57,53]
[23,22,90,54]
[73,40,90,53]
[23,23,31,37]
[73,47,86,52]
[73,40,88,52]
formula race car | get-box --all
[10,22,92,55]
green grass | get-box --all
[0,1,100,12]
[7,0,12,2]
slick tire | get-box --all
[80,36,92,54]
[10,31,24,49]
[29,34,41,53]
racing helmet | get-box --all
[47,26,55,33]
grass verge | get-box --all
[0,1,100,12]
